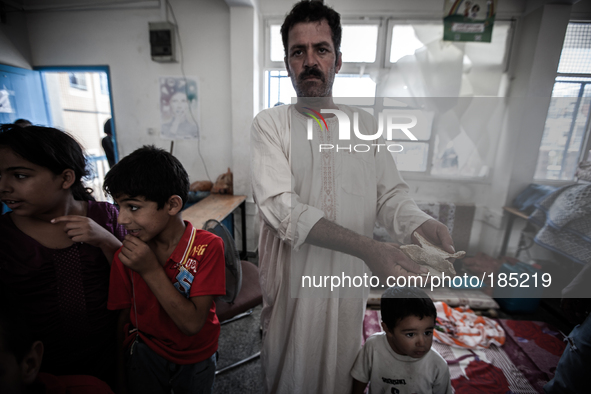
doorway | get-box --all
[38,66,117,201]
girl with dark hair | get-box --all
[0,124,125,388]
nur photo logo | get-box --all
[304,108,419,153]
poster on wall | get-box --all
[159,77,199,140]
[443,0,497,42]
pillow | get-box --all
[513,184,558,214]
[575,161,591,182]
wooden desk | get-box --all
[499,206,529,257]
[183,194,248,259]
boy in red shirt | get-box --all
[103,146,225,394]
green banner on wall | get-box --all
[444,0,497,42]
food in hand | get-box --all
[400,232,465,276]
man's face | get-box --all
[284,19,342,98]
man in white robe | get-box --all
[250,2,456,393]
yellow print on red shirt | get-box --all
[192,244,208,257]
[173,229,208,298]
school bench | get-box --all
[182,194,248,260]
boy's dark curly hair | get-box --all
[103,145,189,209]
[381,287,437,331]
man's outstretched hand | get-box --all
[361,240,427,281]
[306,217,429,282]
[413,219,455,255]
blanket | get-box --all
[362,310,558,393]
[434,302,505,349]
[529,184,591,264]
[499,319,566,393]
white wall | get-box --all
[229,4,259,251]
[25,0,233,184]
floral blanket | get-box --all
[434,302,505,349]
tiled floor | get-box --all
[214,305,263,393]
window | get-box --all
[264,18,512,177]
[68,72,87,90]
[99,72,109,95]
[269,25,284,62]
[340,24,379,63]
[388,24,441,64]
[265,70,293,108]
[42,69,114,201]
[535,23,591,181]
[333,74,376,97]
[379,99,433,172]
[266,21,381,67]
[264,72,376,108]
[264,20,381,109]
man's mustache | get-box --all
[298,68,325,82]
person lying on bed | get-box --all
[351,287,452,394]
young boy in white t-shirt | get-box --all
[351,287,452,394]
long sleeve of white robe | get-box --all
[250,104,432,394]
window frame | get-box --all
[265,18,387,74]
[263,16,515,181]
[264,69,294,108]
[36,65,119,165]
[265,19,285,70]
[68,72,88,91]
[99,72,109,95]
[338,19,385,72]
[534,21,591,183]
[380,102,435,174]
[384,19,514,71]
